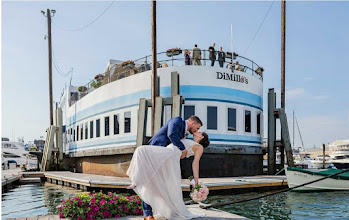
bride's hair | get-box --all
[199,132,210,148]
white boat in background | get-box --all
[329,139,349,169]
[2,141,38,170]
[285,166,349,191]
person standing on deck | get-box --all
[192,44,202,66]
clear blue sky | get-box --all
[2,1,349,147]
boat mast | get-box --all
[295,115,305,149]
[151,0,158,135]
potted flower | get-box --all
[94,74,104,81]
[90,80,102,89]
[77,86,87,92]
[226,52,232,59]
[255,67,264,76]
[233,52,239,60]
[166,48,182,57]
[122,60,135,69]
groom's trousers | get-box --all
[142,201,153,216]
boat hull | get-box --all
[285,168,349,191]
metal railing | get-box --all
[68,49,263,106]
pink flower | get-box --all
[107,192,112,196]
[115,214,121,218]
[101,196,105,199]
[99,199,106,205]
[91,198,95,204]
[109,200,114,204]
[77,217,83,220]
[59,206,63,211]
[94,206,99,211]
[78,200,83,206]
[121,204,126,207]
[136,200,140,204]
[59,213,63,218]
[124,207,129,212]
[62,200,65,203]
[113,196,118,199]
[135,208,140,214]
[103,211,111,218]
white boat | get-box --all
[285,166,349,191]
[2,141,38,170]
[58,50,265,177]
[328,140,349,169]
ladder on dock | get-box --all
[267,88,295,174]
[41,108,63,171]
[137,71,184,146]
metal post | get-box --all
[268,88,276,174]
[281,0,286,109]
[151,0,157,136]
[47,9,54,126]
[322,144,326,169]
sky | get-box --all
[1,1,349,148]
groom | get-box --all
[143,115,203,220]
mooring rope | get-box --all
[200,168,349,209]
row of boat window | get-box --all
[66,105,262,143]
[66,112,131,143]
[183,105,261,134]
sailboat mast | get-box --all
[295,115,305,149]
[293,110,295,149]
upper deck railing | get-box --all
[68,49,264,106]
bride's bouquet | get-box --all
[188,176,209,203]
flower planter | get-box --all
[77,86,87,93]
[166,50,182,57]
[122,63,135,69]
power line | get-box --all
[52,50,73,76]
[52,1,115,32]
[240,1,275,57]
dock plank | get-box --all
[44,171,287,191]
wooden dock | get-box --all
[6,204,248,219]
[43,171,287,192]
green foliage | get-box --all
[59,192,143,219]
[90,81,102,89]
[78,86,87,92]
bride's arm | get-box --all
[192,145,203,185]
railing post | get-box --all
[203,50,206,66]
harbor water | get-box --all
[206,191,349,219]
[2,183,349,219]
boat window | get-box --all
[76,125,79,141]
[114,114,119,135]
[85,122,88,139]
[207,106,217,130]
[105,116,110,136]
[70,128,72,142]
[257,113,261,135]
[96,119,100,137]
[73,129,76,142]
[90,121,93,138]
[125,112,131,133]
[228,108,236,131]
[245,110,251,133]
[184,106,195,120]
[80,124,83,140]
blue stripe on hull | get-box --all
[67,85,262,126]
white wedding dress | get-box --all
[126,139,204,219]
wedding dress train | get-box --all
[126,139,204,219]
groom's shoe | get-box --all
[144,216,155,220]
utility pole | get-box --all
[151,0,157,135]
[42,9,56,125]
[281,0,286,109]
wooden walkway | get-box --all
[6,204,248,219]
[43,171,287,192]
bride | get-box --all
[126,132,210,219]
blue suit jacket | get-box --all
[149,117,186,151]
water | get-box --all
[206,191,349,219]
[1,182,82,220]
[2,183,349,219]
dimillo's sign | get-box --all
[216,72,248,84]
